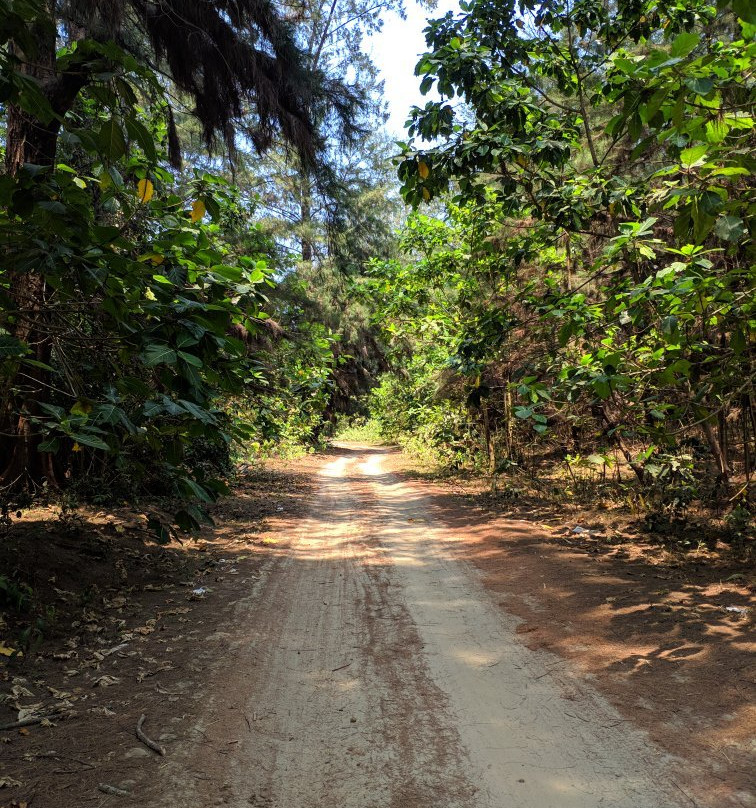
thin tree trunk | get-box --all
[481,402,497,493]
[503,385,513,457]
[599,406,645,483]
[702,418,730,484]
[300,169,314,263]
[743,400,751,482]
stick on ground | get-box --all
[0,716,50,731]
[136,713,166,756]
[98,783,131,796]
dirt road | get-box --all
[152,446,690,808]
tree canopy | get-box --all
[0,0,753,546]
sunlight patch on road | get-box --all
[321,457,349,478]
[449,648,503,669]
[359,454,384,477]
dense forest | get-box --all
[0,0,753,547]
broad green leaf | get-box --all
[210,264,243,282]
[0,335,26,357]
[679,145,707,168]
[38,437,61,453]
[705,119,729,143]
[714,214,747,242]
[733,0,756,25]
[670,32,699,58]
[70,400,93,417]
[70,433,111,451]
[98,119,127,161]
[178,350,203,367]
[142,344,178,366]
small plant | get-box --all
[0,575,33,613]
[18,606,56,656]
[643,453,697,518]
[1,576,57,657]
[725,504,754,557]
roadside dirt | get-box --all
[1,445,753,808]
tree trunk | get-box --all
[300,170,314,263]
[0,8,85,490]
[702,418,730,485]
[503,384,513,457]
[4,5,58,173]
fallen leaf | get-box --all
[89,706,116,717]
[16,705,43,722]
[92,675,120,688]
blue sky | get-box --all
[368,0,462,138]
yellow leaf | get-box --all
[418,160,430,179]
[71,400,92,416]
[137,178,154,203]
[0,644,21,657]
[190,199,206,223]
[422,187,431,202]
[138,252,164,265]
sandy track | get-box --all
[154,447,690,808]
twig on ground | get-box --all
[136,713,166,756]
[672,780,699,806]
[331,661,352,672]
[0,715,52,731]
[98,783,131,796]
[564,711,590,723]
[33,751,95,769]
[534,661,566,680]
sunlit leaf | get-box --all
[191,199,206,222]
[137,178,154,203]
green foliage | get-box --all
[231,321,338,457]
[1,152,273,510]
[367,365,482,468]
[0,574,33,613]
[0,26,297,531]
[332,415,385,444]
[365,0,755,506]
